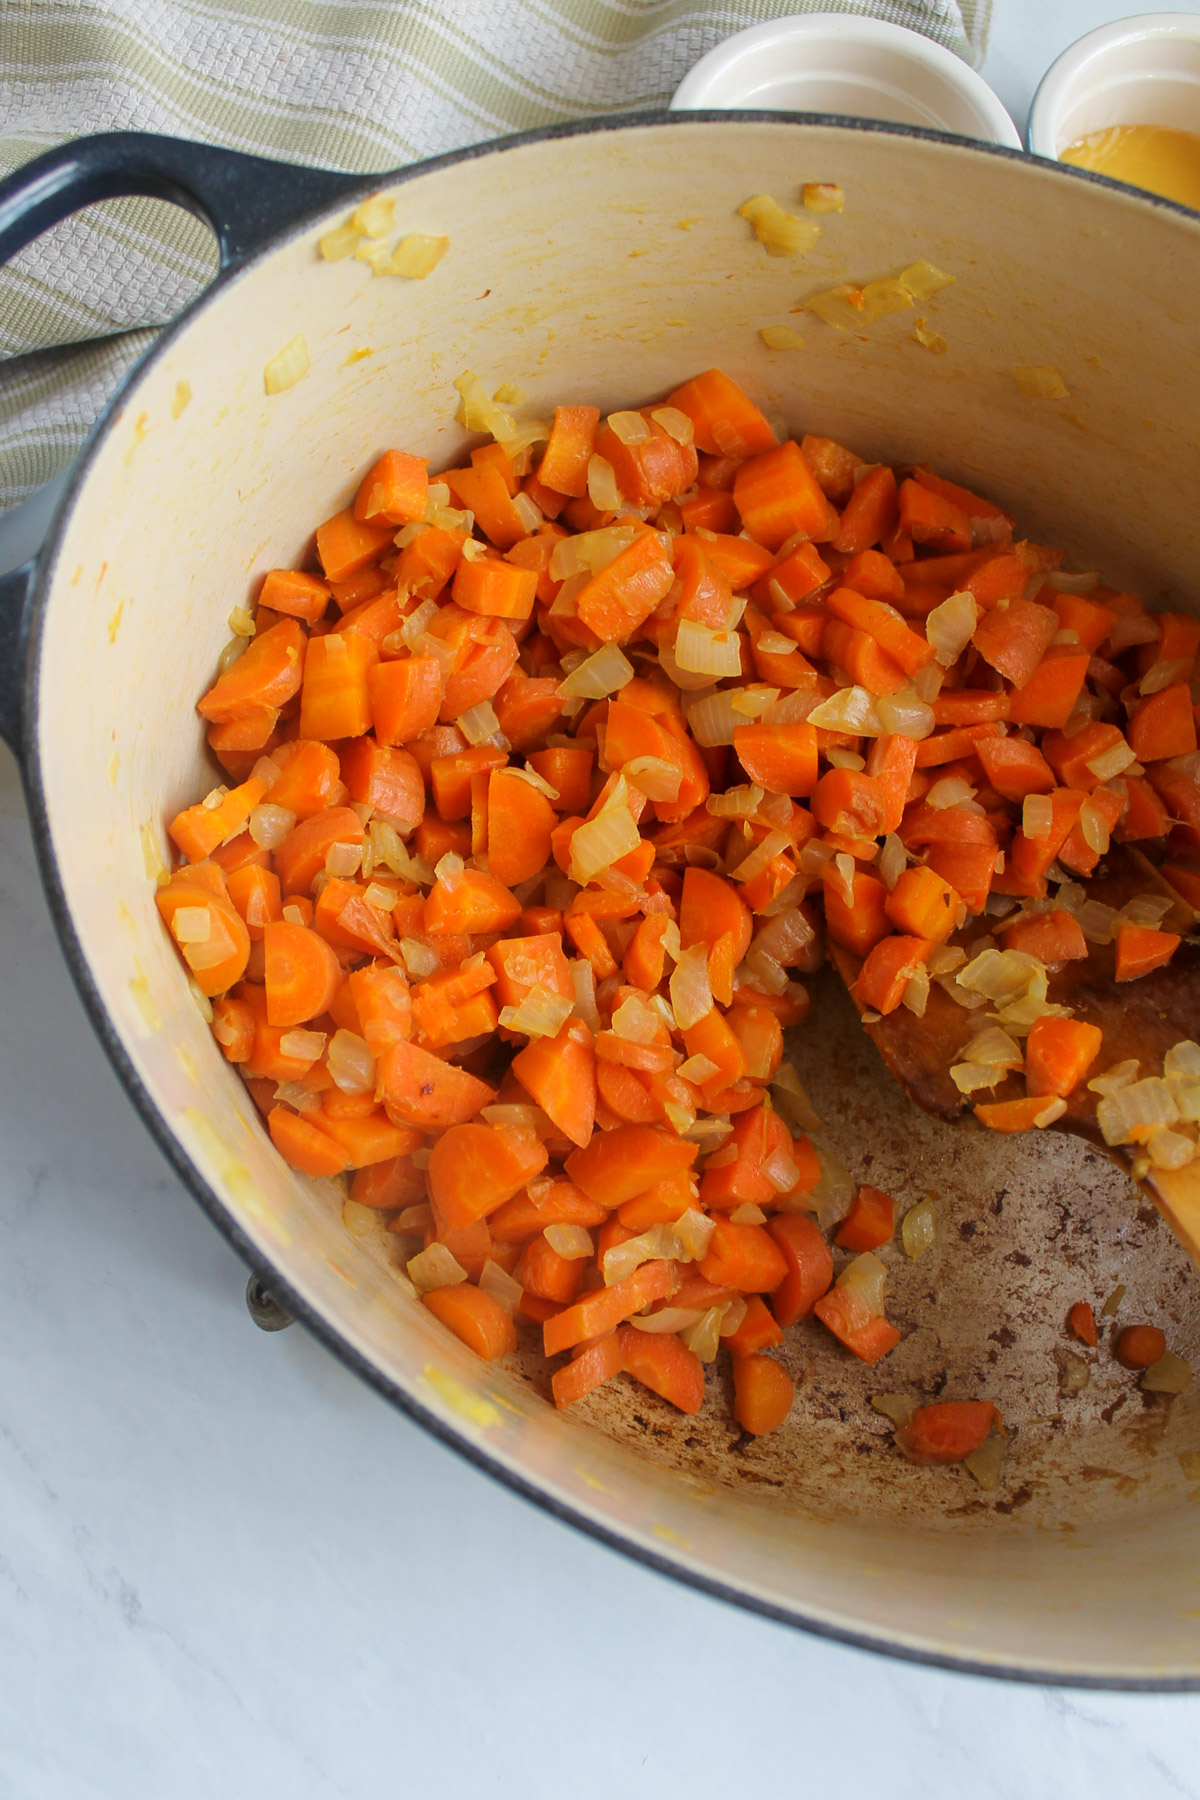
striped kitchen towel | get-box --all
[0,0,991,511]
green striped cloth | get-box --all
[0,0,991,511]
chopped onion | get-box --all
[838,1251,887,1317]
[807,1142,855,1231]
[707,784,765,818]
[1076,899,1120,944]
[803,182,845,214]
[406,1243,468,1295]
[678,1053,721,1085]
[1078,797,1111,856]
[498,985,574,1038]
[764,687,822,724]
[928,776,977,811]
[607,410,651,445]
[1021,794,1053,839]
[1085,740,1135,781]
[319,220,362,261]
[729,829,791,886]
[1087,1059,1140,1096]
[1140,658,1193,697]
[901,964,930,1016]
[826,747,865,771]
[650,406,694,445]
[364,881,398,912]
[570,959,601,1033]
[760,324,806,351]
[1146,1126,1196,1169]
[901,1200,936,1259]
[628,1307,706,1335]
[1108,613,1160,651]
[342,1199,379,1240]
[675,618,744,678]
[1121,894,1174,928]
[558,642,635,700]
[624,756,682,802]
[675,1210,716,1263]
[964,1434,1006,1491]
[925,590,978,666]
[264,334,309,395]
[171,906,211,945]
[1059,1351,1090,1395]
[769,1065,822,1133]
[326,838,363,878]
[587,454,621,512]
[328,1029,375,1095]
[963,1026,1023,1067]
[1141,1352,1193,1394]
[806,685,884,736]
[900,261,955,299]
[611,994,662,1043]
[681,1304,728,1362]
[479,1259,523,1314]
[872,1392,917,1425]
[279,1029,327,1064]
[951,1061,1005,1094]
[216,638,245,674]
[686,691,742,747]
[669,943,713,1030]
[457,700,503,746]
[568,801,641,886]
[1165,1040,1200,1079]
[544,1224,594,1260]
[274,1080,322,1114]
[1097,1077,1179,1146]
[879,834,906,890]
[927,945,967,977]
[398,598,440,647]
[228,605,256,638]
[875,689,936,738]
[1012,364,1069,399]
[738,193,821,257]
[400,937,440,979]
[434,852,465,891]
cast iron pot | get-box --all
[2,117,1199,1686]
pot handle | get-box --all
[0,130,364,270]
[0,133,366,757]
[0,561,34,755]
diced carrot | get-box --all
[822,869,890,958]
[423,1283,517,1360]
[812,1286,900,1363]
[884,866,959,944]
[974,1095,1062,1132]
[896,1401,997,1463]
[268,739,342,817]
[543,1259,678,1357]
[453,554,537,620]
[318,1109,421,1167]
[299,631,377,740]
[974,735,1055,801]
[1129,682,1197,763]
[528,745,593,814]
[378,1038,494,1130]
[197,618,306,723]
[273,806,364,895]
[1006,648,1090,729]
[999,908,1087,964]
[734,440,831,551]
[551,1330,624,1408]
[518,1233,585,1305]
[733,721,818,796]
[616,1324,706,1415]
[835,1184,895,1251]
[1114,923,1180,982]
[538,406,600,497]
[354,449,428,527]
[1114,1324,1167,1370]
[511,1018,596,1149]
[1008,787,1085,885]
[316,509,393,582]
[766,1214,833,1326]
[853,934,932,1015]
[812,768,889,839]
[698,1217,788,1292]
[897,478,970,552]
[833,466,898,557]
[724,1293,784,1356]
[665,369,776,458]
[168,774,268,863]
[1024,1015,1102,1098]
[486,768,557,887]
[1069,1301,1099,1347]
[565,1124,696,1207]
[259,569,330,625]
[826,584,935,677]
[426,1120,549,1233]
[262,919,341,1026]
[267,1105,349,1177]
[368,657,443,747]
[211,994,255,1061]
[595,413,694,509]
[488,1179,609,1242]
[575,530,675,644]
[425,867,521,936]
[731,1354,794,1435]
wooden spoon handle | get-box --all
[1145,1164,1200,1268]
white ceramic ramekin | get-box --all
[1029,12,1200,159]
[670,14,1021,148]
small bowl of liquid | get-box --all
[1029,12,1200,210]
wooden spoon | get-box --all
[828,843,1200,1267]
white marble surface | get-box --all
[5,7,1200,1791]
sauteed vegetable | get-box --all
[156,367,1198,1447]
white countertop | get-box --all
[5,7,1200,1791]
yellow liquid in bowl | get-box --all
[1060,123,1200,210]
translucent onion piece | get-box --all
[326,838,363,878]
[363,881,398,912]
[624,756,682,802]
[1019,794,1053,839]
[1141,1352,1193,1394]
[406,1243,468,1295]
[900,261,955,299]
[673,1209,716,1262]
[762,1147,801,1194]
[879,833,907,890]
[678,1053,721,1085]
[602,1223,685,1286]
[760,325,806,351]
[1012,363,1069,399]
[707,784,765,818]
[1087,1059,1140,1097]
[1140,658,1193,697]
[342,1200,380,1242]
[587,454,621,512]
[928,776,976,811]
[957,948,1043,1001]
[764,688,822,724]
[397,937,438,979]
[279,1029,327,1063]
[171,906,211,945]
[927,945,967,977]
[1059,1350,1090,1394]
[607,410,651,445]
[686,691,742,747]
[1085,740,1135,781]
[964,1435,1007,1491]
[351,195,395,237]
[950,1061,1005,1094]
[670,943,714,1030]
[319,221,362,261]
[1145,1124,1197,1169]
[498,985,574,1039]
[1121,894,1173,928]
[912,319,949,355]
[274,1080,322,1114]
[1078,798,1111,856]
[544,1224,594,1260]
[900,963,930,1016]
[479,1258,523,1315]
[718,1297,749,1338]
[568,802,641,887]
[872,1392,917,1425]
[912,660,944,702]
[328,1029,375,1095]
[228,606,256,639]
[874,689,936,738]
[1076,899,1120,944]
[1097,1077,1179,1146]
[681,1304,728,1363]
[217,638,245,674]
[457,700,503,746]
[398,598,439,646]
[962,1026,1024,1068]
[738,194,821,257]
[925,590,978,667]
[838,1250,887,1317]
[1165,1040,1200,1079]
[729,829,791,886]
[264,334,310,394]
[809,1142,855,1231]
[750,906,816,973]
[611,994,662,1043]
[731,688,780,722]
[806,685,884,736]
[803,182,844,213]
[650,406,694,445]
[769,1065,823,1132]
[628,1307,706,1335]
[557,642,635,700]
[825,744,865,771]
[675,618,744,677]
[570,959,601,1033]
[901,1200,936,1259]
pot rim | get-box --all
[16,107,1200,1689]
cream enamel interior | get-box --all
[31,119,1200,1681]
